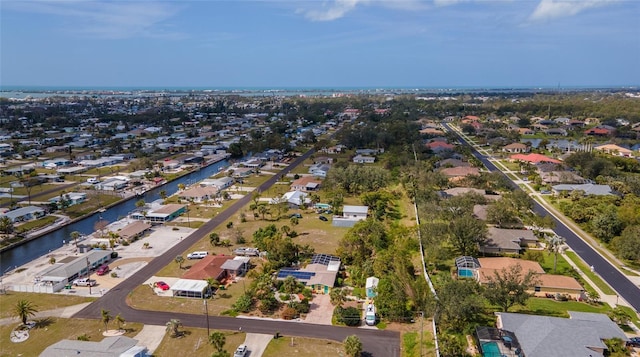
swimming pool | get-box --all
[481,342,501,357]
[314,203,330,209]
[458,268,474,278]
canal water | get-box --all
[0,160,229,273]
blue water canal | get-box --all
[0,159,229,273]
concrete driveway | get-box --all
[243,333,273,357]
[303,294,333,325]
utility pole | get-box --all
[420,311,424,357]
[203,299,210,336]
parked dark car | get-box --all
[96,264,110,276]
[627,337,640,347]
[319,215,328,221]
[290,213,302,219]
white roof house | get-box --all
[40,336,148,357]
[332,205,369,227]
[170,279,210,299]
[281,190,308,207]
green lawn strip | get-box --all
[14,215,58,233]
[617,305,640,330]
[153,327,246,357]
[262,335,344,357]
[512,297,611,317]
[0,318,143,356]
[0,291,96,319]
[565,251,616,295]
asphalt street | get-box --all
[444,123,640,312]
[74,147,401,356]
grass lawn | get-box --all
[512,297,611,317]
[153,328,246,357]
[0,317,143,356]
[14,215,58,233]
[537,251,573,275]
[402,330,435,357]
[564,251,616,295]
[127,278,251,316]
[263,336,344,357]
[0,291,96,319]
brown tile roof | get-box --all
[477,257,545,283]
[439,166,480,177]
[152,204,186,215]
[116,221,151,240]
[183,255,233,280]
[290,176,322,188]
[537,274,583,291]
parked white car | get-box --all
[72,278,97,287]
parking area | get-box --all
[2,221,196,298]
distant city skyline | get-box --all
[1,0,639,88]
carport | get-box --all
[170,279,210,298]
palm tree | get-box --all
[159,190,167,200]
[14,300,37,325]
[546,234,566,273]
[175,255,185,269]
[165,319,182,337]
[101,309,112,332]
[209,331,226,352]
[282,276,297,300]
[115,313,125,331]
[206,278,220,294]
[0,216,14,234]
[70,231,81,249]
[280,225,291,238]
[209,232,220,247]
[344,335,363,357]
[330,288,347,307]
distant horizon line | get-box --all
[2,85,639,92]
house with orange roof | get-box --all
[472,257,585,300]
[183,255,234,281]
[585,127,614,136]
[510,153,561,164]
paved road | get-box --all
[74,148,400,356]
[444,123,640,312]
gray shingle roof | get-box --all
[40,336,141,357]
[498,312,627,357]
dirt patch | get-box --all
[110,257,154,268]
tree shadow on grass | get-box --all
[34,317,54,329]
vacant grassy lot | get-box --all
[153,328,246,357]
[263,336,344,357]
[0,291,96,319]
[0,317,143,356]
[127,278,250,316]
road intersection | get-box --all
[73,148,401,356]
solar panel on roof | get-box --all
[277,270,316,280]
[310,254,340,265]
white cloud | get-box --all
[4,0,185,39]
[530,0,618,21]
[298,0,426,22]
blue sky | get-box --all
[1,0,639,88]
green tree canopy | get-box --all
[483,264,539,312]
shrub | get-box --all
[335,306,361,326]
[172,227,179,231]
[290,300,310,314]
[233,294,253,313]
[281,306,297,320]
[110,272,118,278]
